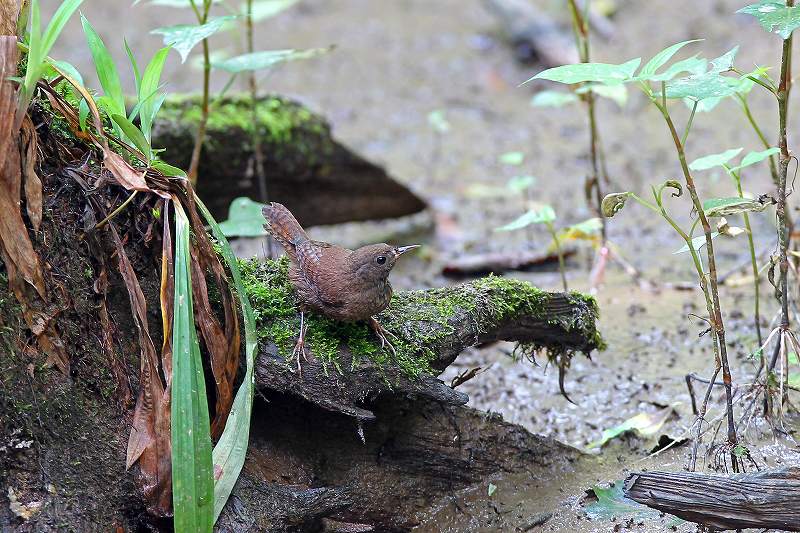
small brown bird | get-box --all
[263,202,419,373]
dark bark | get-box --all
[153,95,427,226]
[624,468,800,531]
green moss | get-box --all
[239,259,604,379]
[158,94,327,147]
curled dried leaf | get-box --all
[601,192,632,217]
[663,180,682,197]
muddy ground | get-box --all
[51,0,800,531]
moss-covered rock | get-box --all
[153,95,427,225]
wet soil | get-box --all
[52,0,800,530]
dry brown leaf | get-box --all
[109,225,172,515]
[159,200,174,381]
[104,150,170,199]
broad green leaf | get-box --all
[195,198,258,523]
[588,406,675,449]
[49,59,83,85]
[499,151,524,165]
[139,47,171,143]
[703,197,768,217]
[152,16,235,63]
[524,58,641,85]
[738,2,800,39]
[731,147,779,171]
[582,83,628,107]
[81,14,125,119]
[673,232,720,254]
[217,197,268,237]
[496,205,556,231]
[427,110,450,133]
[639,40,701,79]
[689,148,743,171]
[684,95,722,113]
[584,481,665,521]
[710,46,739,72]
[647,55,708,82]
[111,114,152,159]
[530,90,578,108]
[151,160,187,177]
[506,175,536,192]
[664,72,743,101]
[212,47,331,73]
[171,203,214,533]
[247,0,299,22]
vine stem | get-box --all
[654,98,739,471]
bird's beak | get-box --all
[393,245,420,257]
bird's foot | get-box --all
[370,317,398,357]
[292,313,310,376]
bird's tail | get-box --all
[262,202,308,260]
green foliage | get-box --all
[530,90,578,108]
[171,204,214,533]
[673,232,720,254]
[584,481,665,521]
[81,14,125,122]
[738,2,800,39]
[498,151,525,165]
[689,148,743,171]
[246,0,299,22]
[638,39,701,79]
[18,0,84,125]
[137,46,171,144]
[218,197,268,237]
[212,47,331,73]
[153,16,235,63]
[496,205,556,231]
[733,147,780,171]
[526,58,641,85]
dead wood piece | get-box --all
[153,95,427,225]
[482,0,579,66]
[442,249,576,277]
[624,468,800,531]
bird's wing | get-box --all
[295,241,346,307]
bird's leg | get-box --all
[369,317,398,357]
[292,311,310,375]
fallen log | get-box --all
[247,257,603,422]
[152,95,427,225]
[441,249,576,277]
[624,468,800,531]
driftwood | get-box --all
[624,468,800,531]
[442,249,575,277]
[152,95,427,225]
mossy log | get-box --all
[153,95,427,225]
[246,258,603,422]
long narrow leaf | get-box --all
[41,0,84,59]
[212,46,331,73]
[171,202,214,532]
[111,114,152,160]
[125,38,143,94]
[81,14,125,118]
[195,198,258,522]
[139,47,171,143]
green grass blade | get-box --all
[125,38,143,94]
[111,114,152,160]
[139,47,171,143]
[19,0,43,123]
[41,0,83,58]
[194,197,258,523]
[171,202,214,533]
[80,14,125,118]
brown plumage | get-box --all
[263,202,418,371]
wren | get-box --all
[263,202,419,373]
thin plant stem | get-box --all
[731,169,763,346]
[187,0,213,185]
[770,4,794,405]
[653,98,739,470]
[567,0,608,244]
[737,94,780,185]
[549,223,568,292]
[682,100,698,147]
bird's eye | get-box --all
[376,255,387,265]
